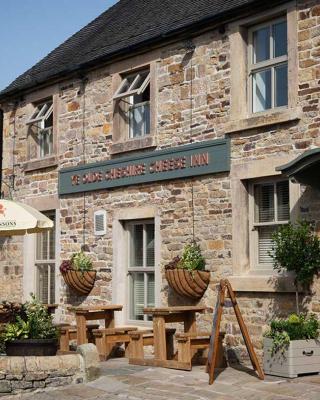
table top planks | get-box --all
[68,304,123,313]
[144,306,207,315]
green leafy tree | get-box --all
[270,221,320,313]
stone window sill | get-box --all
[225,108,301,134]
[228,275,299,293]
[110,135,157,155]
[24,156,58,172]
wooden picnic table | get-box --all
[143,305,207,368]
[69,304,123,345]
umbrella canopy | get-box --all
[0,200,54,236]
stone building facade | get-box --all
[0,0,320,359]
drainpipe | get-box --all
[0,109,3,198]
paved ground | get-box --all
[5,358,320,400]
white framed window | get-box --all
[27,100,53,157]
[113,70,150,139]
[35,212,55,304]
[248,18,288,113]
[126,220,155,322]
[249,179,290,270]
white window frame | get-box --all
[35,212,56,304]
[248,17,288,114]
[113,71,150,100]
[249,177,290,273]
[27,101,54,158]
[126,220,155,323]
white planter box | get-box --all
[264,338,320,378]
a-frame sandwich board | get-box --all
[207,279,265,385]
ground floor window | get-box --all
[250,179,290,270]
[35,212,56,303]
[127,220,155,321]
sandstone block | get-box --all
[0,381,11,393]
[67,101,80,112]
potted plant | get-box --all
[60,251,96,296]
[3,295,58,356]
[263,220,320,377]
[263,313,320,378]
[165,242,210,300]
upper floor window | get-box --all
[27,100,53,158]
[113,69,150,139]
[249,19,288,113]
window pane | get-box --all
[131,225,143,266]
[275,64,288,107]
[258,226,276,266]
[129,272,144,320]
[146,224,155,267]
[50,265,55,304]
[37,265,49,303]
[255,184,274,223]
[129,102,150,138]
[253,69,272,112]
[277,181,290,221]
[273,21,287,58]
[253,26,270,63]
[147,273,155,307]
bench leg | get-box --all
[95,334,107,361]
[59,332,70,352]
[177,337,191,369]
[128,334,144,360]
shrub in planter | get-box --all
[165,242,210,300]
[263,313,320,378]
[60,251,96,296]
[2,295,58,356]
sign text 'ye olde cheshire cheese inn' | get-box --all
[0,0,320,358]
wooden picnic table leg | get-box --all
[104,310,115,356]
[104,310,115,328]
[153,316,167,361]
[76,314,87,346]
[184,311,197,334]
[183,311,198,361]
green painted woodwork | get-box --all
[58,139,230,195]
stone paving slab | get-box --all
[3,358,320,400]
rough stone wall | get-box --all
[0,0,320,362]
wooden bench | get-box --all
[176,331,227,370]
[92,326,137,360]
[128,328,176,364]
[59,324,99,352]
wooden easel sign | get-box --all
[207,279,264,385]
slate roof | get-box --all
[0,0,284,99]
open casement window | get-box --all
[127,221,155,322]
[113,70,151,139]
[250,180,290,270]
[35,212,55,304]
[27,101,53,158]
[249,18,288,113]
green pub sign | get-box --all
[58,139,230,195]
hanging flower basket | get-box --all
[60,253,96,296]
[165,244,210,300]
[61,269,96,296]
[165,269,210,300]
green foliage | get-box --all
[2,295,58,343]
[71,251,93,272]
[178,242,205,271]
[264,313,320,355]
[270,221,320,287]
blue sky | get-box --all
[0,0,118,91]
